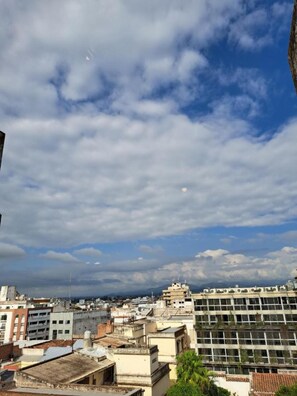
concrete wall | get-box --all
[0,342,13,361]
[214,375,250,396]
[113,353,153,377]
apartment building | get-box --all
[192,282,297,374]
[49,309,110,340]
[0,305,51,343]
[162,282,190,307]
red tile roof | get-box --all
[30,340,75,349]
[251,373,297,396]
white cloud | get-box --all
[217,68,267,99]
[229,9,272,50]
[1,113,297,247]
[40,251,80,263]
[0,243,25,258]
[196,249,229,259]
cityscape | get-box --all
[1,1,297,395]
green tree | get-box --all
[169,350,231,396]
[176,350,211,391]
[275,383,297,396]
[167,383,204,396]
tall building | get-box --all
[192,281,297,374]
[289,0,297,91]
[0,286,17,301]
[162,282,190,307]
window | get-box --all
[59,320,63,324]
[52,320,57,324]
[66,320,70,324]
[58,330,63,334]
[65,330,70,334]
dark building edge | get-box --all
[289,0,297,92]
[0,131,5,226]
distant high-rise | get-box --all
[289,0,297,92]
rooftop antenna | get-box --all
[69,272,72,304]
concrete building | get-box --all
[15,352,115,387]
[108,345,170,396]
[14,341,170,396]
[192,282,297,374]
[0,306,51,344]
[0,286,17,302]
[162,282,190,307]
[26,308,52,341]
[49,310,110,340]
[289,0,297,91]
[147,326,188,380]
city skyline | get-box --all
[0,1,297,297]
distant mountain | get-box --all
[101,278,290,298]
[69,278,290,300]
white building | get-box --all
[50,310,110,340]
[0,286,17,301]
[192,282,297,374]
[162,282,190,307]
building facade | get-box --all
[162,282,190,307]
[49,310,110,340]
[192,283,297,374]
[109,345,170,396]
[147,326,188,380]
[0,305,51,344]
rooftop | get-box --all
[93,336,131,349]
[250,372,297,396]
[1,386,141,396]
[18,353,114,384]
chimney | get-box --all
[106,319,114,334]
[97,323,107,338]
[83,330,92,349]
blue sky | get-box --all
[0,0,297,297]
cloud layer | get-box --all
[0,1,296,296]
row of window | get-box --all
[53,329,70,334]
[52,319,71,325]
[196,313,297,324]
[195,297,297,306]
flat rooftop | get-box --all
[4,386,140,396]
[19,353,114,384]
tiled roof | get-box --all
[250,373,297,396]
[30,340,75,349]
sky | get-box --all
[0,0,297,297]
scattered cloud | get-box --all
[229,9,272,50]
[40,251,81,263]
